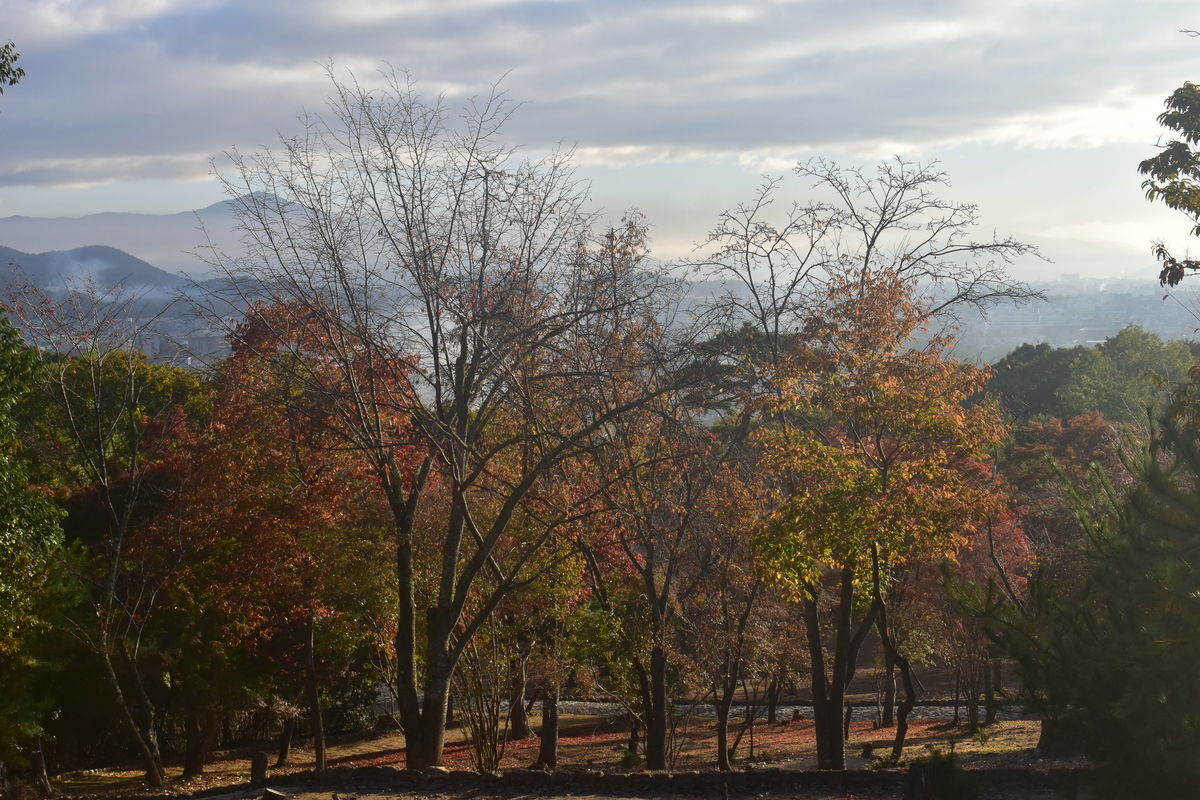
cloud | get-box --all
[7,0,206,42]
[0,0,1196,190]
[0,153,214,189]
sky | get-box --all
[2,0,1200,279]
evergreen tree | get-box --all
[986,386,1200,798]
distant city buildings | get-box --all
[952,274,1199,362]
[147,324,228,367]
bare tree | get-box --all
[579,394,720,770]
[694,157,1040,373]
[198,69,693,769]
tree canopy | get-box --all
[0,314,68,772]
[1057,326,1194,423]
[987,328,1195,425]
[4,67,1170,784]
[755,269,1008,768]
[0,40,24,103]
[988,342,1088,420]
[1140,80,1200,286]
[984,390,1200,798]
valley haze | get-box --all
[0,203,1189,365]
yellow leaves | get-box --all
[753,268,1010,588]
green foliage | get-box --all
[1057,326,1194,424]
[0,40,24,99]
[991,329,1197,424]
[325,658,382,735]
[0,315,40,411]
[0,315,72,767]
[0,564,80,771]
[0,313,65,651]
[571,596,648,704]
[987,342,1087,420]
[1141,81,1200,238]
[17,349,209,490]
[1140,80,1200,285]
[0,451,65,652]
[985,399,1200,797]
[619,748,643,768]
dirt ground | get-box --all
[52,711,1087,800]
[183,783,1067,800]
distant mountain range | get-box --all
[0,244,186,293]
[0,197,1168,361]
[0,193,1164,284]
[0,200,240,278]
[0,193,1166,283]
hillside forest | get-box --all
[5,71,1200,799]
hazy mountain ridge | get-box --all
[0,203,1175,366]
[0,200,240,278]
[0,244,186,293]
[0,197,1161,283]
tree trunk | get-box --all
[182,661,221,778]
[304,616,326,771]
[804,564,874,771]
[870,546,917,763]
[804,591,842,770]
[405,671,450,770]
[627,714,641,754]
[765,678,779,725]
[275,717,296,768]
[508,640,532,739]
[645,645,669,770]
[715,662,738,771]
[389,458,441,770]
[182,708,219,778]
[715,701,731,770]
[406,711,448,770]
[184,713,202,777]
[396,477,485,771]
[532,681,559,770]
[881,648,896,728]
[889,652,917,762]
[812,696,843,770]
[31,737,52,797]
[99,644,165,787]
[117,640,163,758]
[952,668,961,726]
[984,658,999,725]
[1037,717,1079,755]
